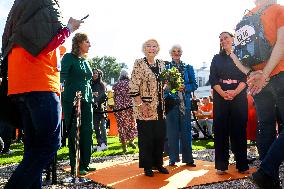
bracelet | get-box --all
[137,102,143,107]
[246,70,253,77]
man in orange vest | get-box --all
[1,0,83,188]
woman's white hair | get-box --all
[169,44,183,55]
[118,69,129,80]
[141,39,160,55]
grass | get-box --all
[0,136,214,166]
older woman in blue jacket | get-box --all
[165,44,198,167]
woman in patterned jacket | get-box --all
[129,39,169,177]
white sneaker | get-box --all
[100,143,108,151]
[3,150,13,155]
[96,143,108,152]
[92,145,98,153]
[96,145,103,152]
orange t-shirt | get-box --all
[8,45,60,95]
[251,4,284,76]
[199,102,213,119]
[200,103,213,113]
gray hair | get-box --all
[169,44,183,55]
[118,69,129,80]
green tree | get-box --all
[89,56,127,85]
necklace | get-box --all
[143,57,161,78]
[143,57,164,117]
[148,60,156,67]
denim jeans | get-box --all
[256,72,284,179]
[93,114,107,146]
[5,92,61,189]
[166,105,194,164]
[253,77,279,160]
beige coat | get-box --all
[129,58,166,120]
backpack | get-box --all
[234,3,273,67]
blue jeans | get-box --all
[93,114,107,145]
[253,82,277,161]
[5,92,61,189]
[256,72,284,179]
[166,105,194,164]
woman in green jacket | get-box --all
[61,33,95,175]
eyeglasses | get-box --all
[145,45,158,49]
[172,49,182,54]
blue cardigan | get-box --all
[164,60,198,112]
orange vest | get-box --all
[8,45,60,95]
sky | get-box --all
[0,0,284,71]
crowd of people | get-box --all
[0,0,284,188]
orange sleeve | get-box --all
[276,6,284,28]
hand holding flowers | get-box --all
[160,67,184,94]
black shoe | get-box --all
[157,167,169,174]
[128,142,136,149]
[247,156,256,164]
[144,169,154,177]
[85,166,96,172]
[238,169,249,174]
[70,167,74,175]
[251,169,281,189]
[186,162,196,167]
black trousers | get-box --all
[137,119,166,169]
[213,91,249,172]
